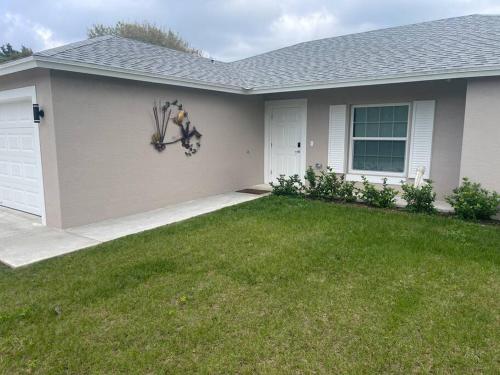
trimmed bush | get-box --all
[401,181,437,214]
[270,174,304,196]
[304,166,337,199]
[358,176,398,208]
[446,178,500,220]
[304,167,357,202]
[304,167,322,198]
[337,175,357,202]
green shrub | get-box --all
[401,181,437,214]
[305,166,316,188]
[270,174,304,196]
[318,168,341,199]
[446,178,500,220]
[337,175,357,202]
[304,167,357,202]
[304,167,321,198]
[304,166,337,199]
[358,176,398,208]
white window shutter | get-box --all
[409,100,435,179]
[328,105,347,173]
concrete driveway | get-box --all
[0,207,100,268]
[0,190,268,268]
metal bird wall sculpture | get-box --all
[151,99,202,156]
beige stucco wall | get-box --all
[49,71,264,228]
[265,80,467,197]
[0,69,63,227]
[0,69,472,227]
[460,78,500,193]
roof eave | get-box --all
[3,55,500,95]
[1,55,247,95]
[36,57,248,94]
[249,68,500,94]
[0,56,37,76]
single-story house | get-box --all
[1,14,499,228]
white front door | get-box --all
[0,96,43,216]
[266,100,307,182]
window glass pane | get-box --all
[353,105,408,139]
[366,123,379,137]
[353,140,365,156]
[353,156,364,170]
[378,157,392,171]
[394,106,408,121]
[393,122,407,137]
[354,107,367,123]
[392,157,405,172]
[365,156,377,170]
[379,141,392,156]
[353,123,366,137]
[380,106,394,122]
[352,140,406,173]
[379,122,393,137]
[365,141,379,156]
[367,107,380,122]
[392,141,406,157]
[351,105,408,173]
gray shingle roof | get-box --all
[30,15,500,92]
[232,14,500,89]
[35,35,244,89]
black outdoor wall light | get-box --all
[33,104,44,123]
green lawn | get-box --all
[1,196,499,374]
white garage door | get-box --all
[0,98,43,216]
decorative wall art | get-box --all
[151,99,202,156]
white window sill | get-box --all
[346,173,406,185]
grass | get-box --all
[0,196,499,374]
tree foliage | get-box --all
[0,43,33,63]
[87,21,201,55]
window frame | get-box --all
[348,102,412,178]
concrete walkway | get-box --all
[0,191,266,268]
[395,197,454,213]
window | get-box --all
[351,104,409,174]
